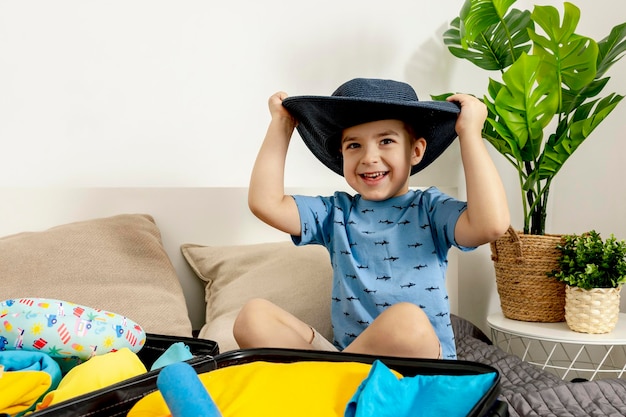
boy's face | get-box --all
[340,119,426,201]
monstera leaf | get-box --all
[530,4,598,94]
[490,53,559,163]
[539,94,623,180]
[458,0,518,44]
[444,9,532,70]
[596,23,626,77]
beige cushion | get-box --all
[181,241,333,352]
[0,214,192,337]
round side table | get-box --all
[487,312,626,381]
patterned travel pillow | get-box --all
[0,298,146,372]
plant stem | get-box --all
[520,160,531,234]
[538,184,551,235]
[529,178,550,235]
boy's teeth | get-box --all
[363,172,384,178]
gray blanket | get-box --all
[452,315,626,417]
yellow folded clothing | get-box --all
[0,369,52,415]
[0,350,62,415]
[36,347,147,411]
[129,361,401,417]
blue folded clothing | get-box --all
[345,360,497,417]
[150,342,193,371]
[0,350,62,388]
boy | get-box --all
[234,78,509,359]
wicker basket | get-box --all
[565,286,621,334]
[490,226,566,322]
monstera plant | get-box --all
[439,0,626,235]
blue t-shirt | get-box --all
[292,187,473,359]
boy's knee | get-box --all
[384,302,430,324]
[238,298,274,316]
[381,303,438,346]
[399,303,436,335]
[233,298,274,340]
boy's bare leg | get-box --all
[343,302,441,359]
[235,299,440,358]
[234,298,314,349]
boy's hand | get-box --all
[446,94,487,138]
[269,92,297,126]
[248,91,302,237]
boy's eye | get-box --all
[381,138,394,145]
[345,142,360,150]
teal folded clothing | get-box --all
[0,350,62,389]
[150,342,193,371]
[345,360,497,417]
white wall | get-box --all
[1,0,625,333]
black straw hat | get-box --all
[282,78,460,176]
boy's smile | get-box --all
[360,171,388,182]
[341,119,426,201]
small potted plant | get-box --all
[551,231,626,333]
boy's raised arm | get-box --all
[248,92,303,236]
[447,93,510,247]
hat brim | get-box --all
[282,96,460,176]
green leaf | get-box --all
[596,22,626,78]
[529,3,598,92]
[570,94,623,136]
[539,94,623,179]
[561,22,625,114]
[445,8,532,71]
[483,79,524,161]
[562,77,609,112]
[430,93,454,101]
[492,53,559,161]
[459,0,517,44]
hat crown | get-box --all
[332,78,419,102]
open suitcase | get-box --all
[214,348,508,417]
[29,340,508,417]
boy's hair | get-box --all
[282,78,459,176]
[403,122,425,143]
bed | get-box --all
[2,187,626,416]
[452,316,626,416]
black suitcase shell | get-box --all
[29,333,219,417]
[30,344,508,417]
